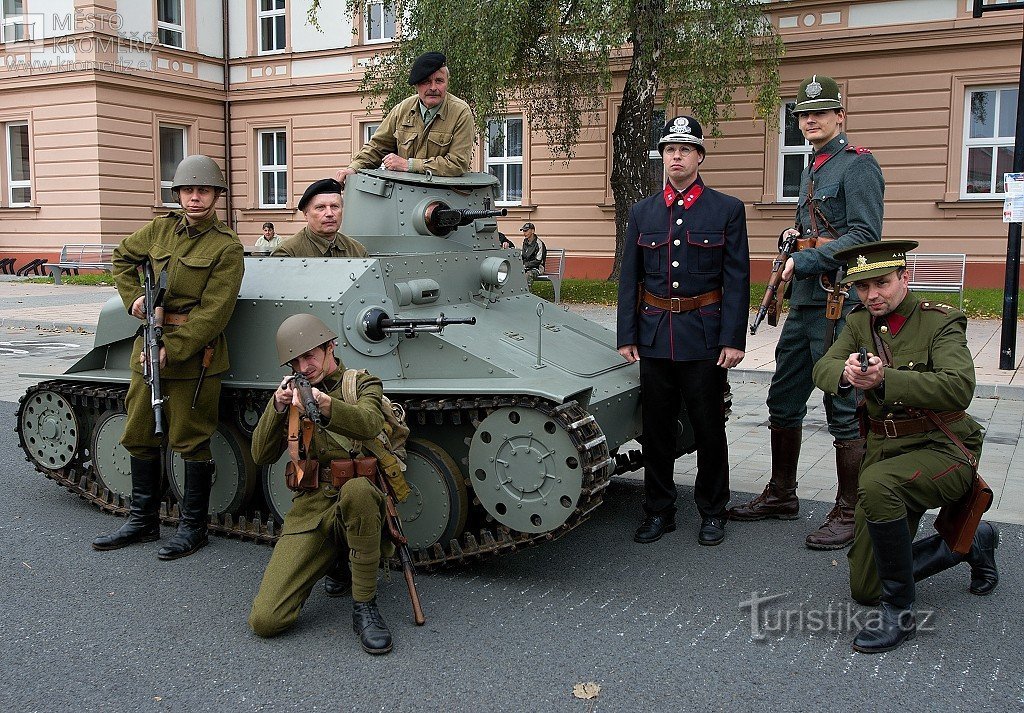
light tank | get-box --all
[16,170,665,566]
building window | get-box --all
[362,122,381,146]
[4,121,31,205]
[648,109,666,191]
[963,86,1018,197]
[486,116,523,205]
[159,125,187,205]
[258,0,286,54]
[1,0,29,42]
[778,101,812,202]
[258,129,288,208]
[364,0,395,43]
[157,0,184,49]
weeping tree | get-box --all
[309,0,782,279]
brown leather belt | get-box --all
[641,288,722,314]
[163,311,189,326]
[794,236,835,252]
[868,410,967,438]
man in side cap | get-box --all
[336,51,474,183]
[272,178,368,258]
[813,240,997,654]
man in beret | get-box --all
[336,52,474,183]
[812,240,997,654]
[272,178,368,258]
[728,74,884,551]
[616,116,750,547]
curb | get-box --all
[0,317,97,333]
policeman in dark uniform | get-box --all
[617,116,750,546]
[729,75,885,550]
[813,241,998,653]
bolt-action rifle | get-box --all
[750,232,799,335]
[142,262,168,436]
[374,467,426,626]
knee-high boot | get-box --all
[157,459,213,560]
[92,455,161,550]
[913,521,999,595]
[806,438,864,550]
[852,517,916,654]
[727,425,801,520]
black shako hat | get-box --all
[298,178,342,211]
[658,115,705,154]
[408,52,447,85]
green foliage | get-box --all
[24,273,115,286]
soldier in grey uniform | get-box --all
[728,75,884,550]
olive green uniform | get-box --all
[271,227,368,258]
[248,365,390,637]
[812,293,982,603]
[112,211,244,461]
[348,93,475,177]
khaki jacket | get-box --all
[271,227,368,258]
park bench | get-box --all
[534,247,566,304]
[905,252,966,309]
[46,244,115,285]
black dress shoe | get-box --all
[698,517,726,546]
[634,512,676,544]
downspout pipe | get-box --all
[222,0,234,230]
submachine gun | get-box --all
[142,261,168,436]
[750,232,799,335]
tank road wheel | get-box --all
[262,453,293,525]
[468,406,588,534]
[18,389,82,470]
[398,439,469,550]
[90,410,133,500]
[168,423,257,515]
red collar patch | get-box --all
[664,182,704,208]
[812,152,833,171]
[887,312,908,335]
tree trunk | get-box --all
[607,0,664,281]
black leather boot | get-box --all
[353,597,393,655]
[157,459,213,560]
[914,522,999,595]
[324,559,352,598]
[853,517,916,654]
[727,425,800,521]
[92,456,161,550]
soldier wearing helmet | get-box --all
[94,155,244,561]
[248,314,395,656]
[728,74,885,551]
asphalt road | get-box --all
[1,391,1022,711]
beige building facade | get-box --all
[0,0,1021,287]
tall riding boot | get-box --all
[727,425,800,520]
[913,523,999,595]
[852,517,916,654]
[806,438,865,550]
[157,459,213,560]
[92,456,162,550]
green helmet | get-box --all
[171,155,228,191]
[792,75,844,114]
[276,314,337,366]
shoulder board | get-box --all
[919,301,954,315]
[845,146,872,155]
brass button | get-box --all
[908,361,914,367]
[879,325,888,333]
[671,261,679,268]
[672,281,679,289]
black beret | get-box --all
[298,178,342,211]
[408,51,446,85]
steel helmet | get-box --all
[276,314,338,366]
[171,155,228,191]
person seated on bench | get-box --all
[520,222,547,287]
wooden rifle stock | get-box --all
[750,234,798,335]
[376,470,425,625]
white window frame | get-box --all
[961,85,1017,199]
[258,128,288,208]
[778,101,812,203]
[159,124,188,206]
[257,0,286,55]
[485,116,524,206]
[1,0,29,43]
[362,122,381,146]
[363,0,395,44]
[5,121,31,206]
[157,0,185,49]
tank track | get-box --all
[17,380,614,569]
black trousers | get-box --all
[639,357,730,519]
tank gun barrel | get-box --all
[431,207,508,230]
[362,307,477,341]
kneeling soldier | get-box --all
[249,314,394,655]
[813,240,998,654]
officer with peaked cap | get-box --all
[336,51,475,183]
[248,314,396,655]
[272,178,368,258]
[94,155,245,560]
[616,115,750,547]
[729,74,885,550]
[812,240,997,653]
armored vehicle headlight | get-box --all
[481,257,510,288]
